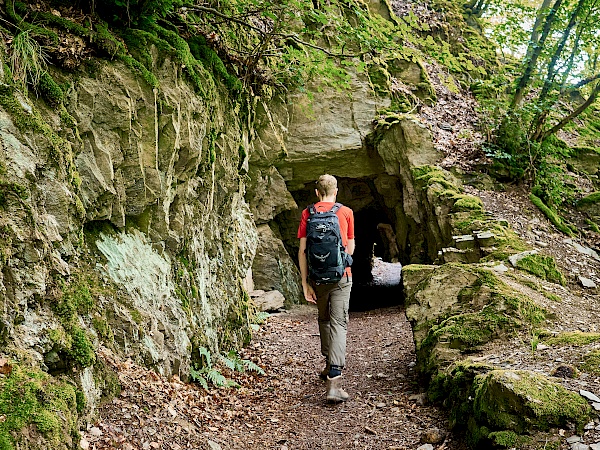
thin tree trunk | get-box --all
[530,0,587,140]
[529,0,553,52]
[510,0,563,109]
[539,81,600,141]
[538,0,585,104]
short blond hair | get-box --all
[316,174,337,196]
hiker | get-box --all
[297,174,355,402]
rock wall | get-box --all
[0,48,257,433]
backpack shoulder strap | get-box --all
[330,202,342,213]
[308,204,317,215]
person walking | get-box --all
[297,174,355,402]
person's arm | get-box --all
[346,238,355,256]
[298,237,317,304]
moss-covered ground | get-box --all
[543,331,600,347]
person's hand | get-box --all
[303,283,317,304]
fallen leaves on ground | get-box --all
[83,291,467,449]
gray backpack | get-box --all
[306,203,351,284]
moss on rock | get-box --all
[430,363,592,446]
[577,192,600,207]
[0,362,79,449]
[474,370,591,434]
[529,193,573,236]
[543,331,600,347]
[579,349,600,375]
[515,254,566,286]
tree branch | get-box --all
[184,5,369,58]
[540,81,600,140]
[574,73,600,89]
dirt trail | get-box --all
[82,265,465,450]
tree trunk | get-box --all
[530,0,588,140]
[510,0,563,109]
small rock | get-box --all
[567,436,582,444]
[417,445,434,450]
[593,402,600,411]
[580,390,600,403]
[80,438,90,450]
[365,426,377,435]
[420,427,447,444]
[409,393,427,405]
[571,242,600,261]
[579,276,597,289]
[491,263,509,273]
[571,444,590,450]
[252,290,285,312]
[585,422,596,430]
[536,241,549,247]
[207,441,222,450]
[438,122,453,131]
[590,444,600,450]
[376,402,386,409]
[89,427,102,437]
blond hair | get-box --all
[316,174,338,196]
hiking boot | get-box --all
[319,362,330,380]
[326,375,349,403]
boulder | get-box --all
[250,289,285,312]
[246,166,297,224]
[252,224,303,304]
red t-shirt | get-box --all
[297,202,355,277]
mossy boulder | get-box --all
[0,362,81,450]
[430,363,592,447]
[404,263,546,377]
[577,192,600,223]
[474,370,591,434]
[515,254,566,286]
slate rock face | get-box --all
[1,57,257,388]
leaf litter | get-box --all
[82,300,467,449]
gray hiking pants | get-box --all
[315,278,353,369]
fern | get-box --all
[252,311,270,325]
[243,359,266,375]
[206,368,227,387]
[189,366,208,389]
[219,350,266,375]
[191,347,265,390]
[198,346,212,368]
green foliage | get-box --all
[189,347,238,389]
[94,0,186,26]
[515,254,566,286]
[252,311,270,326]
[219,350,265,375]
[188,36,241,94]
[9,29,48,88]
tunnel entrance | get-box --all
[278,175,404,311]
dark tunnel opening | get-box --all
[281,176,404,311]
